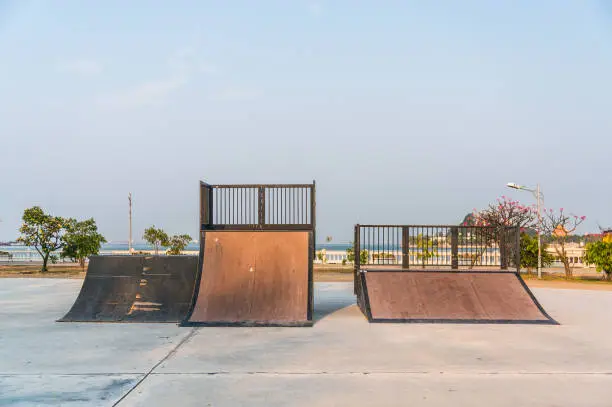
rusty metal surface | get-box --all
[184,231,311,326]
[58,256,198,322]
[360,271,556,323]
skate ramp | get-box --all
[356,271,557,324]
[58,255,198,322]
[182,231,313,326]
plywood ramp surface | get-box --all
[361,271,556,324]
[184,231,311,326]
[58,256,198,322]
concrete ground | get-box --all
[1,280,612,406]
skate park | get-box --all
[2,182,612,406]
[3,3,612,405]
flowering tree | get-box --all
[541,208,586,279]
[463,197,536,268]
[467,196,537,231]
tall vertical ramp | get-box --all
[357,271,557,324]
[58,255,198,322]
[182,231,313,327]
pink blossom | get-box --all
[580,216,586,220]
[560,208,564,212]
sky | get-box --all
[1,0,611,243]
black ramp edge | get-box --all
[180,231,206,326]
[58,255,198,323]
[514,272,559,325]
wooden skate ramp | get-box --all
[182,231,313,327]
[58,255,198,322]
[357,271,557,324]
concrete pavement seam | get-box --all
[112,328,199,406]
[146,371,612,376]
[0,373,147,376]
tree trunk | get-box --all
[555,243,572,280]
[42,254,49,272]
[79,257,86,271]
[563,259,572,279]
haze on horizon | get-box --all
[1,1,611,243]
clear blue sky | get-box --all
[1,1,611,243]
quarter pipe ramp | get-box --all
[182,231,313,327]
[58,255,198,322]
[356,270,557,324]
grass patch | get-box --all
[0,264,86,278]
[314,264,354,273]
[521,272,612,284]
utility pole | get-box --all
[128,193,133,254]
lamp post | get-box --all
[507,182,543,279]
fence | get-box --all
[354,225,520,271]
[199,181,316,256]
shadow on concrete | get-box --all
[312,293,356,322]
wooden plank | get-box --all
[362,271,555,323]
[186,231,311,325]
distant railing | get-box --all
[354,225,520,271]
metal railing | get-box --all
[354,224,520,271]
[200,181,316,233]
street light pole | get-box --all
[507,182,543,279]
[536,183,542,280]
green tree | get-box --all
[346,247,369,264]
[61,218,107,270]
[316,248,327,263]
[17,206,72,272]
[583,239,612,281]
[412,234,438,267]
[143,226,169,255]
[166,234,192,255]
[520,233,553,274]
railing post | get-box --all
[257,186,266,227]
[499,227,508,270]
[514,226,521,272]
[311,181,316,259]
[402,226,409,269]
[451,227,459,269]
[200,183,213,229]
